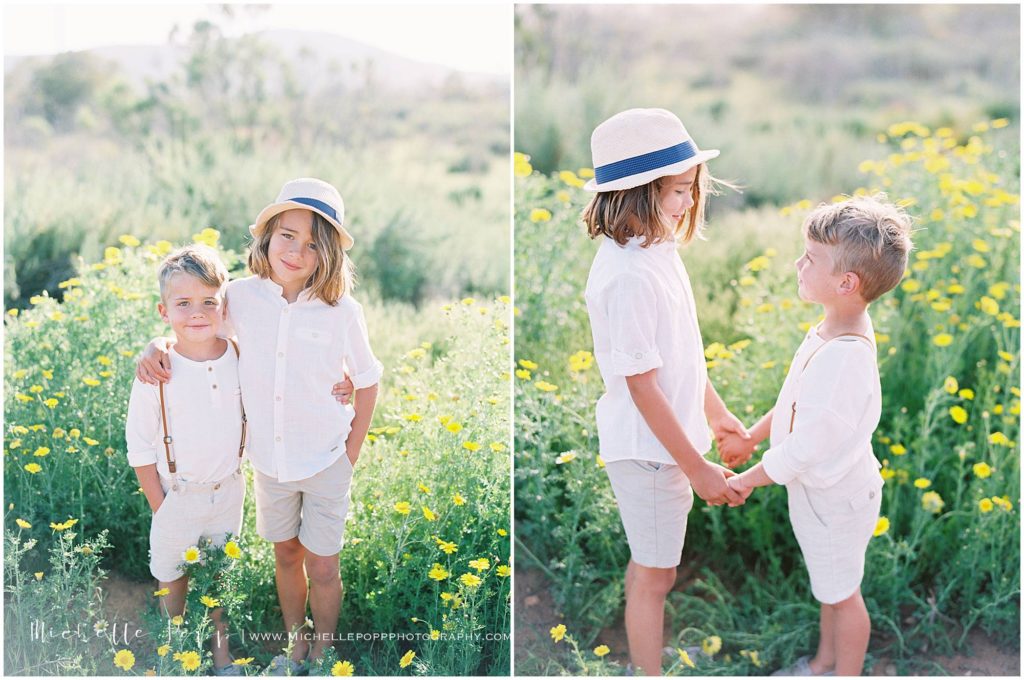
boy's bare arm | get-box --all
[344,383,379,465]
[133,464,165,512]
[626,369,744,507]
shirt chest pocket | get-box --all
[294,327,333,347]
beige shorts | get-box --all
[149,472,245,583]
[254,454,355,557]
[605,459,694,568]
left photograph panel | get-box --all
[3,4,511,676]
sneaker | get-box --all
[771,655,835,676]
[266,654,309,676]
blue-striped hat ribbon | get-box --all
[288,196,338,222]
[594,141,697,185]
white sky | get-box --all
[2,2,511,75]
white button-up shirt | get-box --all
[126,344,244,483]
[762,322,882,488]
[225,276,383,483]
[584,235,712,465]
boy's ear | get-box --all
[838,271,862,296]
[157,302,169,323]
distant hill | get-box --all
[5,28,505,93]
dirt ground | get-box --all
[514,568,1021,676]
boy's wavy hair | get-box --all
[803,193,914,303]
[582,164,734,247]
[158,244,228,300]
[248,210,355,305]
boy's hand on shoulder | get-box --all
[136,337,174,385]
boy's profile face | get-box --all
[795,236,843,304]
[158,273,225,345]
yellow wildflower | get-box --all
[114,649,135,671]
[399,650,416,668]
[550,624,566,643]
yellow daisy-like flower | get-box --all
[224,541,242,559]
[933,334,953,347]
[428,564,450,581]
[430,629,440,640]
[178,650,201,672]
[463,441,481,452]
[972,462,992,478]
[399,650,416,668]
[171,615,183,626]
[594,645,610,658]
[913,478,931,489]
[113,649,135,671]
[550,624,566,643]
[83,378,101,387]
[15,518,31,529]
[555,451,577,464]
[459,573,482,588]
[422,506,437,521]
[702,635,722,656]
[50,518,79,531]
[921,491,945,514]
[530,208,552,223]
[677,648,695,668]
[445,422,463,434]
[497,565,511,578]
[490,442,507,452]
[200,595,219,608]
[33,447,50,457]
[978,498,994,513]
[535,380,558,392]
[873,517,890,537]
[418,483,431,494]
[890,444,906,455]
[436,539,458,555]
[331,660,354,676]
[394,502,412,515]
[153,588,170,597]
[989,432,1011,446]
[468,558,490,572]
[518,359,539,370]
[34,572,44,581]
[949,406,968,424]
[233,658,254,667]
[959,388,975,400]
[157,644,170,657]
[452,493,466,506]
[740,649,762,667]
[515,368,532,380]
[182,546,201,564]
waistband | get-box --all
[161,470,242,494]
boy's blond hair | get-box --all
[158,244,229,299]
[247,210,353,306]
[803,194,913,303]
[582,164,731,247]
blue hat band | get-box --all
[594,141,697,185]
[288,196,338,222]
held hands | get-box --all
[711,411,754,469]
[689,460,746,508]
[726,475,754,503]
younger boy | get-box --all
[125,244,245,675]
[721,194,913,676]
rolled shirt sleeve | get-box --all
[762,343,873,486]
[605,274,663,376]
[343,300,384,389]
[125,377,161,468]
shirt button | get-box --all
[634,352,643,359]
[212,384,217,389]
[208,367,213,372]
[276,436,282,442]
[276,396,282,401]
[278,352,284,358]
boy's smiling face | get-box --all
[158,273,224,345]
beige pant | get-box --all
[605,459,694,568]
[254,453,355,557]
[149,472,245,582]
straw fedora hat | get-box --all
[249,178,353,250]
[584,108,720,192]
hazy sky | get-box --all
[2,2,511,75]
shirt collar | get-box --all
[257,276,323,306]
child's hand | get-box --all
[711,411,751,444]
[332,374,354,405]
[136,338,173,385]
[690,460,745,507]
[718,431,757,469]
[726,475,754,503]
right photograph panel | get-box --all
[513,4,1020,676]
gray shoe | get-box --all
[212,662,244,676]
[266,654,309,676]
[771,655,835,676]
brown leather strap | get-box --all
[158,381,176,473]
[789,331,876,433]
[229,339,247,464]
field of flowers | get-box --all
[514,120,1020,675]
[3,233,511,676]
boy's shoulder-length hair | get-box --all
[581,164,734,247]
[247,210,355,305]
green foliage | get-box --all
[3,236,511,675]
[514,121,1020,674]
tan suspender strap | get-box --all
[229,339,247,461]
[158,381,176,473]
[789,332,876,433]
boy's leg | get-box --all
[831,589,870,676]
[809,603,836,674]
[274,537,311,662]
[624,559,676,676]
[159,576,188,618]
[210,607,233,668]
[304,552,342,662]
